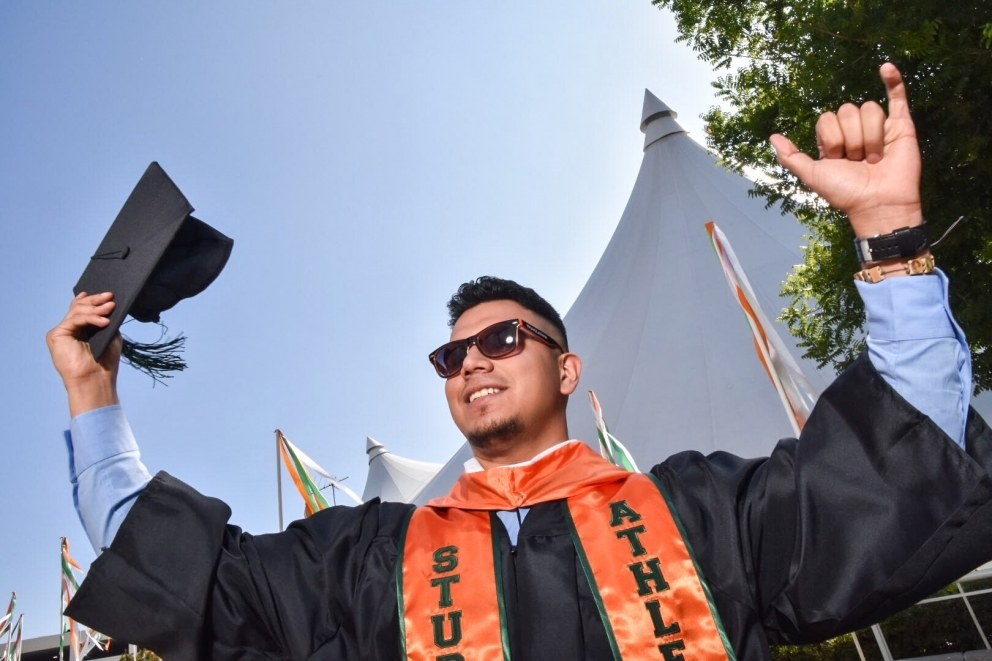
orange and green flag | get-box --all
[277,430,362,516]
[588,390,639,472]
[61,538,111,661]
[706,221,820,434]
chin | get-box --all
[466,417,523,451]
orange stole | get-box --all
[398,442,734,660]
[399,507,508,661]
[565,473,733,660]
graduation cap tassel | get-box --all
[121,334,188,382]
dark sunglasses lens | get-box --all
[434,343,467,377]
[478,321,519,358]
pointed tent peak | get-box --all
[640,89,677,130]
[366,436,389,462]
[640,89,686,151]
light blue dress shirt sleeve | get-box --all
[858,269,970,447]
[67,272,972,552]
[66,404,152,551]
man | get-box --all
[50,64,992,659]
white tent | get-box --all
[370,89,990,504]
[362,437,443,504]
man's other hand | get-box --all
[47,292,122,416]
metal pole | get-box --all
[851,631,867,661]
[870,623,895,661]
[956,582,991,649]
[59,538,65,661]
[276,431,284,532]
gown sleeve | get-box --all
[65,472,413,660]
[654,352,992,650]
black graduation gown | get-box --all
[66,354,992,659]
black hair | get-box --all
[446,276,568,350]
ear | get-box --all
[558,352,582,396]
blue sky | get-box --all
[1,2,722,638]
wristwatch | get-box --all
[853,224,929,264]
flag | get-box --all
[0,593,17,661]
[277,430,363,516]
[706,221,820,434]
[3,614,22,661]
[61,538,111,661]
[0,593,13,640]
[588,390,639,472]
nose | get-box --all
[459,343,492,375]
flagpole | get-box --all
[275,430,284,532]
[58,538,64,661]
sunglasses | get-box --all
[429,318,564,378]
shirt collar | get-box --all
[463,439,582,473]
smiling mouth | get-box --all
[469,387,502,403]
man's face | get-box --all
[443,300,575,461]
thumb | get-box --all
[770,133,815,182]
[100,332,124,370]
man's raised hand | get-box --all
[770,62,924,238]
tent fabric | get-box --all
[562,90,833,462]
[411,443,474,505]
[362,437,442,503]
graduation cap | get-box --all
[74,162,233,380]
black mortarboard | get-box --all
[74,162,233,378]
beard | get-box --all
[465,416,523,451]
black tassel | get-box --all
[121,334,187,383]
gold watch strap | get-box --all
[854,254,936,283]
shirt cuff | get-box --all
[857,269,960,342]
[67,404,139,479]
[857,269,972,446]
[65,404,152,551]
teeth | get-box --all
[469,387,500,403]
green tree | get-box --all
[651,0,992,391]
[120,649,162,661]
[772,632,871,660]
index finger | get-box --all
[880,62,912,120]
[71,291,115,307]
